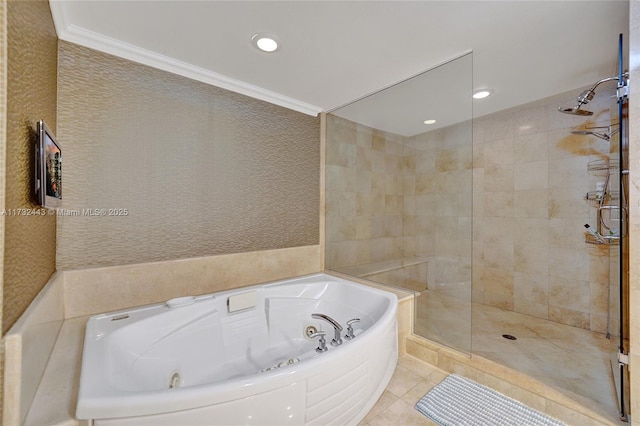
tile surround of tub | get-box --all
[64,245,323,318]
[3,272,64,426]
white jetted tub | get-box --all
[76,273,398,425]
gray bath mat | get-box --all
[415,374,565,426]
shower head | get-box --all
[570,125,619,141]
[577,89,596,105]
[571,130,609,140]
[557,75,623,116]
[558,106,593,116]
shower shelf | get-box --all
[587,159,619,176]
[585,232,619,245]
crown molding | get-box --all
[48,2,322,117]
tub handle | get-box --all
[308,331,328,353]
[345,318,360,340]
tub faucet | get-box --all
[312,313,343,346]
[308,331,328,353]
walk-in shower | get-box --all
[325,36,629,424]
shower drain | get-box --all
[502,334,517,340]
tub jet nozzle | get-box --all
[169,372,181,389]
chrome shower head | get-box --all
[558,106,593,116]
[570,125,619,141]
[557,75,622,116]
[577,89,596,105]
[571,130,609,140]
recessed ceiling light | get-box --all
[473,89,493,99]
[423,119,437,125]
[251,33,279,53]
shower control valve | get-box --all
[344,318,360,340]
[308,331,328,353]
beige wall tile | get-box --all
[548,156,590,189]
[483,191,514,217]
[481,242,514,271]
[549,276,590,313]
[548,187,590,218]
[514,217,549,248]
[514,190,549,218]
[484,164,514,192]
[548,306,590,329]
[483,139,513,168]
[548,218,587,249]
[484,291,514,310]
[514,272,548,305]
[514,161,548,191]
[514,244,549,275]
[514,106,548,136]
[548,248,590,281]
[514,298,549,319]
[64,246,323,318]
[514,132,549,164]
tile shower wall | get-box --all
[327,88,614,333]
[56,42,320,270]
[325,115,404,269]
[470,90,614,332]
[403,121,473,296]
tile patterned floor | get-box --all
[360,355,447,425]
[414,291,621,421]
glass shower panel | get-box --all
[325,53,473,355]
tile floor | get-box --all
[414,290,621,421]
[360,355,447,425]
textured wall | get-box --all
[0,0,6,418]
[3,0,57,334]
[57,42,320,269]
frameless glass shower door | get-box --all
[325,53,473,355]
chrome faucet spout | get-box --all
[311,313,343,346]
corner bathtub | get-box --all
[76,273,398,425]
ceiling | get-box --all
[50,1,629,136]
